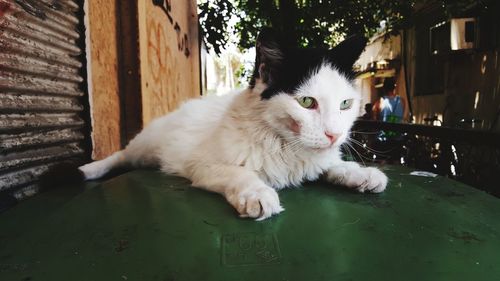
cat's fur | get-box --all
[79,29,387,220]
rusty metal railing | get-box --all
[348,120,500,197]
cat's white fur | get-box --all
[79,64,387,220]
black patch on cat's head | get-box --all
[250,28,367,100]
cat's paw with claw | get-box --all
[351,167,388,193]
[225,185,284,221]
[327,164,388,193]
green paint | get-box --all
[1,166,499,281]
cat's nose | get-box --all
[325,132,340,144]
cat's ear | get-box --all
[327,35,367,75]
[251,28,285,85]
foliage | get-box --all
[198,0,234,55]
[199,0,414,54]
[234,0,413,49]
[198,0,496,54]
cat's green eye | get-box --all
[340,99,354,110]
[297,96,317,109]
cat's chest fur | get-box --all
[257,145,335,189]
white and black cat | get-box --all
[79,29,388,220]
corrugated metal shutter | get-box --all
[0,0,88,199]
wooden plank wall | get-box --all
[85,0,200,159]
[138,0,201,125]
[84,0,121,160]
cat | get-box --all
[79,28,388,220]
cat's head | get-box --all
[251,28,366,150]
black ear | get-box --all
[250,28,285,86]
[328,35,367,75]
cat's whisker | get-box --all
[289,143,304,155]
[343,142,361,162]
[350,130,381,135]
[341,143,356,162]
[282,140,304,156]
[347,137,393,154]
[282,143,301,155]
[346,137,394,156]
[261,137,302,161]
[348,142,383,163]
[353,140,389,161]
[344,141,370,166]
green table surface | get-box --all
[1,165,500,281]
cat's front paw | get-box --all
[225,185,284,221]
[353,167,388,193]
[328,165,387,193]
